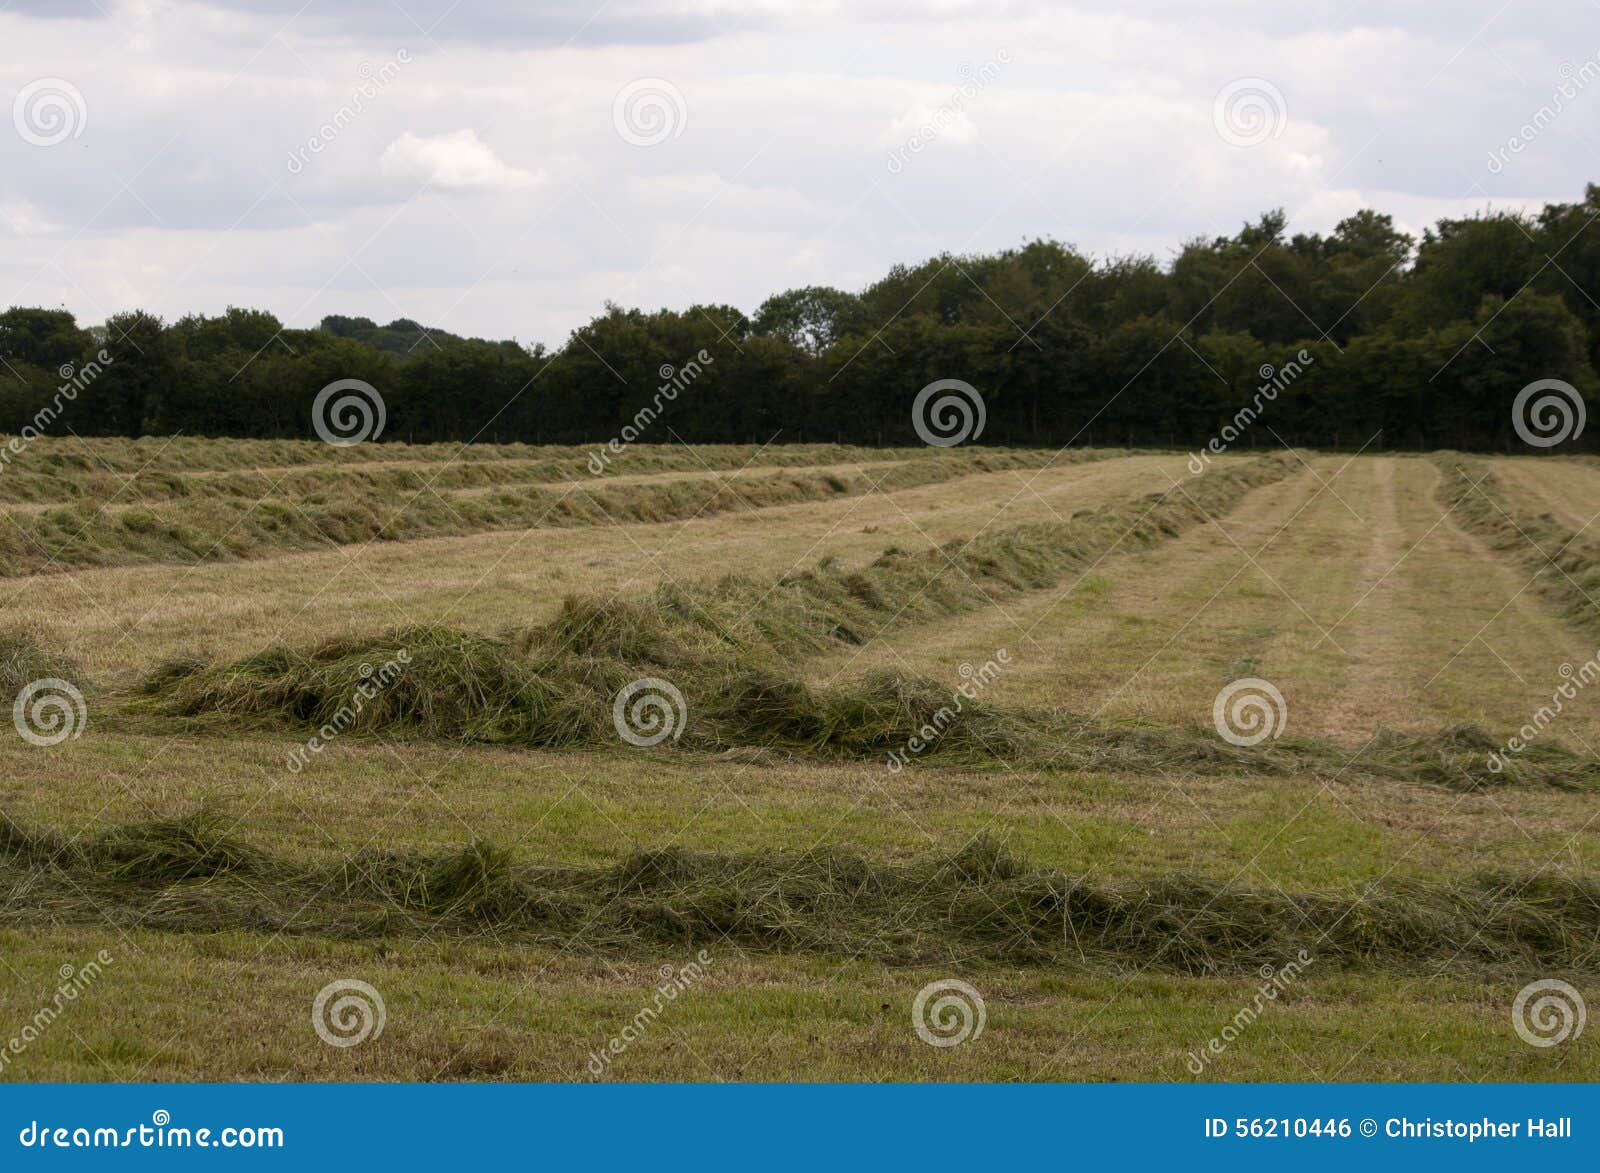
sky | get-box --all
[1,0,1597,349]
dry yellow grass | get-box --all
[813,455,1600,749]
[3,452,1186,676]
[1494,458,1600,533]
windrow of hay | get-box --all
[1433,453,1600,635]
[0,438,910,498]
[130,451,1600,786]
[143,628,1032,763]
[135,621,1600,786]
[0,447,1106,575]
[3,816,1596,974]
[139,456,1299,762]
[531,450,1302,666]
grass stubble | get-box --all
[2,446,1598,1080]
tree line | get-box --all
[4,185,1600,453]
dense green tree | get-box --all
[6,187,1600,453]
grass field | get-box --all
[1,440,1596,1082]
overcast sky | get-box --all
[1,0,1596,348]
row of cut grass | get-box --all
[0,448,1093,575]
[4,812,1596,974]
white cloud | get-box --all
[380,129,545,191]
[0,0,1593,344]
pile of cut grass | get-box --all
[4,813,1596,974]
[0,447,1098,575]
[147,624,1028,763]
[138,616,1600,787]
[148,625,599,746]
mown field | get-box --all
[0,438,1596,1081]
